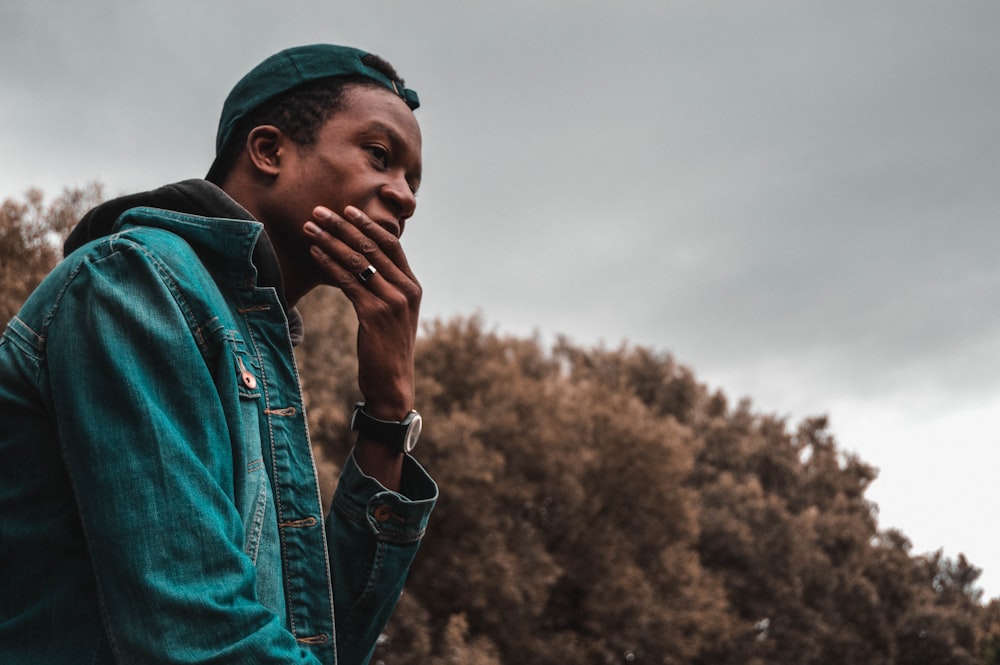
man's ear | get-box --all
[245,125,287,178]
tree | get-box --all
[292,290,1000,665]
[0,184,103,323]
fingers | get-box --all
[304,208,388,283]
[302,205,421,305]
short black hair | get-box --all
[208,53,404,185]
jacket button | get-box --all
[241,371,257,390]
[373,505,393,523]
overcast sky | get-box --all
[3,1,998,597]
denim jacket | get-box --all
[0,182,437,664]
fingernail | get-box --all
[344,206,361,220]
[303,221,320,236]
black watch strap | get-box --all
[351,402,422,453]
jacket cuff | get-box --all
[331,451,438,543]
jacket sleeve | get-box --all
[326,452,437,665]
[45,238,322,664]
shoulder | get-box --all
[108,224,209,279]
[53,222,215,306]
[22,221,227,341]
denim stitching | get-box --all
[245,472,268,564]
[297,633,329,645]
[264,406,297,417]
[279,516,318,528]
[237,304,272,313]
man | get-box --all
[0,44,437,664]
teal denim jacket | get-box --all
[0,201,437,664]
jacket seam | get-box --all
[110,233,213,356]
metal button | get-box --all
[236,356,257,390]
[373,505,393,523]
[241,371,257,390]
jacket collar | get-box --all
[66,178,284,300]
[65,179,304,344]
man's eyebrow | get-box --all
[364,122,409,149]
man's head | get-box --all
[212,44,423,303]
[207,44,418,185]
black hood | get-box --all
[64,179,256,256]
[64,179,303,344]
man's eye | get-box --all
[367,146,388,168]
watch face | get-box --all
[403,413,422,453]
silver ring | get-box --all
[357,265,377,283]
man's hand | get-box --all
[303,205,421,487]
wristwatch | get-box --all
[351,402,422,453]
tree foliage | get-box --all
[3,187,997,664]
[0,183,103,323]
[295,286,994,665]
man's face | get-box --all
[270,84,423,247]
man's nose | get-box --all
[382,175,417,222]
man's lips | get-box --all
[376,219,402,239]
